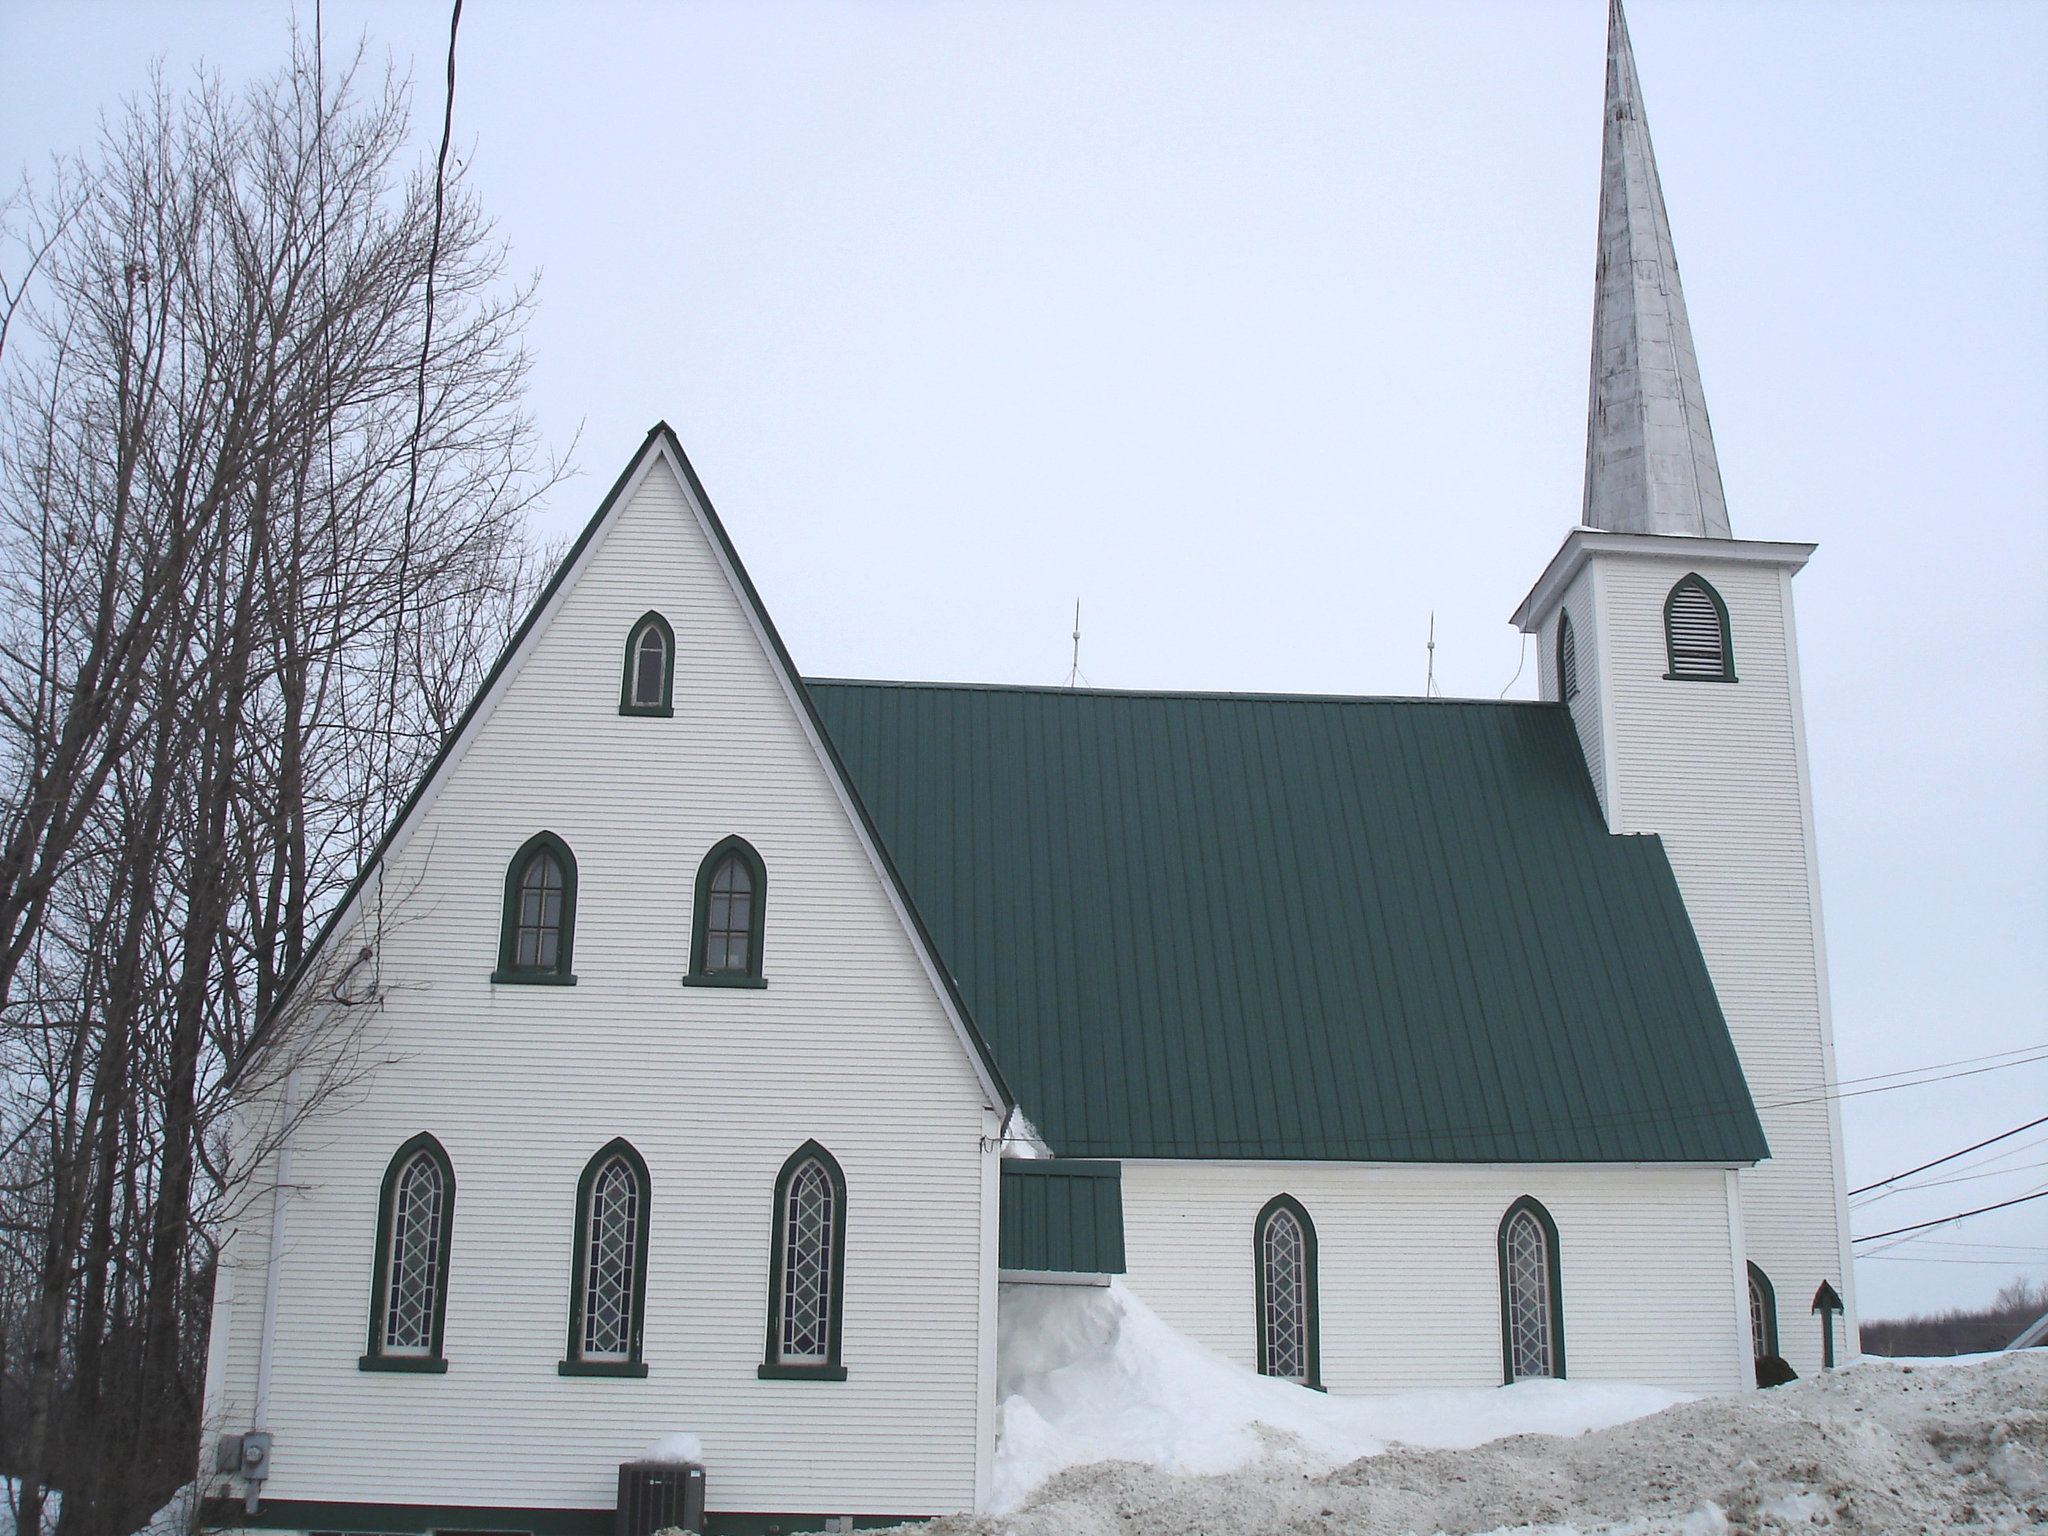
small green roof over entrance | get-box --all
[805,680,1768,1166]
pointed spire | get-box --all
[1582,0,1731,538]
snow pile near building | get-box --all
[908,1290,2048,1536]
[636,1431,704,1464]
[986,1280,1689,1514]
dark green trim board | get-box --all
[561,1138,652,1375]
[1497,1195,1566,1383]
[688,833,768,984]
[362,1133,456,1371]
[1747,1260,1779,1357]
[494,831,578,985]
[761,1140,849,1380]
[205,1502,930,1536]
[1557,609,1580,702]
[805,679,1766,1164]
[1663,572,1737,682]
[619,609,677,715]
[1253,1193,1322,1390]
[205,1498,611,1535]
[230,424,1012,1117]
[999,1159,1125,1274]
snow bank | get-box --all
[920,1331,2048,1536]
[990,1280,1687,1513]
[636,1432,704,1463]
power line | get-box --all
[1757,1045,2048,1113]
[1853,1156,2048,1205]
[1851,1186,2048,1245]
[1848,1112,2048,1197]
[1829,1043,2048,1093]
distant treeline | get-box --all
[1860,1277,2048,1357]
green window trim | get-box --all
[357,1354,449,1374]
[362,1132,456,1372]
[761,1139,847,1379]
[1497,1195,1567,1383]
[1747,1261,1780,1358]
[687,834,768,986]
[495,831,579,985]
[619,610,676,716]
[1557,609,1580,703]
[561,1138,652,1376]
[1662,572,1737,683]
[1253,1193,1322,1390]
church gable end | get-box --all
[209,429,1004,1518]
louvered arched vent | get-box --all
[1557,611,1580,702]
[1664,575,1735,682]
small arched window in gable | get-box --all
[362,1134,455,1371]
[620,611,676,717]
[761,1141,848,1380]
[1498,1196,1565,1382]
[562,1140,651,1376]
[685,836,767,987]
[1255,1194,1320,1388]
[494,832,578,985]
[1664,575,1736,682]
[1557,610,1581,703]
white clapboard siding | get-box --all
[1583,551,1850,1378]
[204,453,998,1518]
[1120,1161,1749,1394]
[1540,581,1608,812]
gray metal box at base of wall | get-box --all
[617,1461,706,1536]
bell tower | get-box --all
[1512,0,1854,1378]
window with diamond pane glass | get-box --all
[706,853,754,973]
[513,850,564,970]
[383,1152,444,1354]
[1260,1208,1310,1383]
[581,1157,639,1359]
[1504,1208,1555,1380]
[633,624,666,707]
[779,1159,834,1362]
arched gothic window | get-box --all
[1557,610,1581,702]
[686,836,767,987]
[362,1134,455,1371]
[562,1140,651,1376]
[620,611,675,716]
[1664,574,1736,682]
[1254,1195,1320,1388]
[760,1141,847,1380]
[1747,1261,1779,1360]
[1498,1197,1565,1382]
[495,832,578,984]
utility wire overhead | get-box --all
[1848,1112,2048,1197]
[1851,1185,2048,1246]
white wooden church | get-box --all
[201,4,1854,1530]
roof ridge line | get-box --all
[802,677,1564,708]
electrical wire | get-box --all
[1848,1111,2048,1195]
[1851,1185,2048,1245]
[1850,1147,2048,1207]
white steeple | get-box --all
[1582,0,1731,538]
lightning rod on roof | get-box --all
[1426,612,1440,698]
[1065,599,1087,688]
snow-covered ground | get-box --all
[895,1280,2048,1535]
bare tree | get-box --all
[0,30,558,1532]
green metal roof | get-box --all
[999,1160,1126,1274]
[805,680,1768,1165]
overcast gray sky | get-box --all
[4,1,2043,1326]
